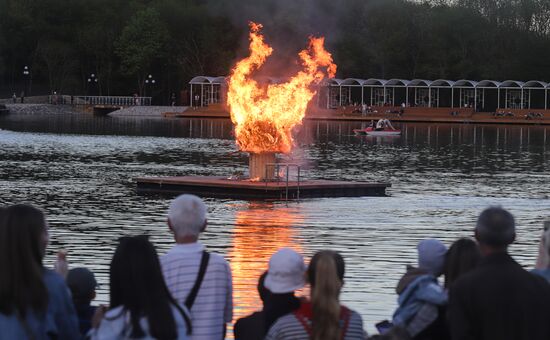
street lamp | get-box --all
[87,73,98,96]
[144,74,156,105]
[22,66,30,102]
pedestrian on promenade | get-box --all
[448,207,550,340]
[12,93,16,103]
[266,250,367,340]
[91,235,191,339]
[443,238,480,289]
[0,204,79,340]
[161,194,233,339]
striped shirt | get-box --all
[161,243,233,340]
[265,306,367,340]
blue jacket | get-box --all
[392,274,447,327]
[0,269,80,340]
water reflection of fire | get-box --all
[228,203,304,320]
[227,22,336,180]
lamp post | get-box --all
[144,74,156,105]
[87,73,98,97]
[22,66,30,103]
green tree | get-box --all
[115,7,168,95]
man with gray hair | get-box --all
[449,207,550,340]
[161,194,233,339]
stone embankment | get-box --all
[3,104,80,115]
[109,106,188,117]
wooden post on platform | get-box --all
[249,153,276,181]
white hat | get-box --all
[264,248,306,294]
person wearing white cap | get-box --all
[263,248,306,333]
[234,249,306,340]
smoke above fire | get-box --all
[227,22,336,154]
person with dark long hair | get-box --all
[0,204,79,339]
[92,235,191,339]
[266,250,366,340]
[444,238,481,289]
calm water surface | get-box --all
[1,113,549,334]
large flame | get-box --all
[227,22,337,153]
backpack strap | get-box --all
[185,251,210,310]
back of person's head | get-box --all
[0,204,48,316]
[417,239,447,276]
[475,207,515,248]
[167,194,207,238]
[538,225,550,268]
[258,271,270,303]
[67,267,97,305]
[444,238,481,289]
[109,235,184,339]
[264,248,305,294]
[307,250,345,340]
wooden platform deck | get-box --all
[136,176,391,199]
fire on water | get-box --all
[227,22,337,154]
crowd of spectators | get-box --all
[0,196,549,340]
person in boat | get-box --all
[375,119,396,131]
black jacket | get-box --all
[448,252,550,340]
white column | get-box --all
[339,86,342,106]
[497,88,500,109]
[406,87,409,106]
[348,86,351,104]
[200,84,204,107]
[211,84,214,104]
[545,89,547,110]
[361,86,364,105]
[428,87,431,108]
[474,88,477,111]
[190,84,193,106]
[370,87,373,106]
[451,87,454,108]
[392,87,395,106]
[521,89,524,109]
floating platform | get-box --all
[135,176,391,199]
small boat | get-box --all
[354,127,401,136]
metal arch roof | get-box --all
[523,80,547,88]
[189,76,226,84]
[386,79,409,86]
[341,78,365,85]
[364,78,387,86]
[430,79,454,87]
[476,80,500,88]
[499,80,524,88]
[453,79,478,87]
[325,78,344,85]
[408,79,432,87]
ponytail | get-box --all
[308,251,345,340]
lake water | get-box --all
[1,112,549,334]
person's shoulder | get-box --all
[103,305,125,320]
[207,252,231,270]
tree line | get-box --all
[1,0,550,103]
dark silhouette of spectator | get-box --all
[443,238,481,289]
[0,204,79,339]
[392,239,449,340]
[91,235,191,339]
[449,207,550,340]
[66,267,97,336]
[266,250,367,339]
[532,223,550,282]
[233,272,270,340]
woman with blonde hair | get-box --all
[266,250,366,339]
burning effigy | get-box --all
[227,22,336,180]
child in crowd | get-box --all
[66,267,97,336]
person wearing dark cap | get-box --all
[449,207,550,340]
[66,267,97,336]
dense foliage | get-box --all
[1,0,550,102]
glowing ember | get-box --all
[227,22,337,154]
